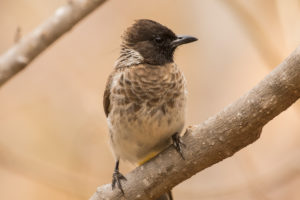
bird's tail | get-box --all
[156,190,173,200]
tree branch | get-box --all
[90,46,300,200]
[0,0,107,87]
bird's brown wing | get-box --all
[103,72,114,117]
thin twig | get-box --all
[14,26,22,43]
[0,0,107,87]
[221,0,283,68]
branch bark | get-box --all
[90,46,300,200]
[0,0,107,87]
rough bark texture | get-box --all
[0,0,107,87]
[90,46,300,200]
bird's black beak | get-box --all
[171,35,198,48]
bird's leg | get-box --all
[112,160,127,194]
[172,132,186,160]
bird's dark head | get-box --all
[120,19,198,66]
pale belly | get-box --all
[108,101,185,164]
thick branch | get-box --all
[0,0,107,87]
[90,46,300,200]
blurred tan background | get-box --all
[1,0,300,199]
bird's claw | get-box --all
[112,171,127,194]
[172,133,186,159]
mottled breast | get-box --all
[110,63,185,120]
[108,63,186,163]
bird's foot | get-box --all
[172,133,186,160]
[112,170,127,194]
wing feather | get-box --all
[103,73,114,117]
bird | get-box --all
[103,19,197,200]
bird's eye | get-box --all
[154,36,163,43]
